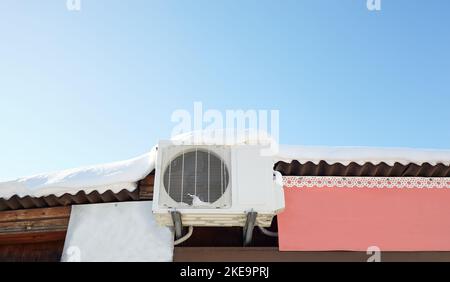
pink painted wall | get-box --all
[278,186,450,251]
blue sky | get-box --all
[0,0,449,181]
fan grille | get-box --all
[163,149,230,205]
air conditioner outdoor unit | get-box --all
[152,140,285,228]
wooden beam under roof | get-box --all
[0,206,70,244]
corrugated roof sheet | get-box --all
[0,188,140,212]
[274,161,450,177]
[0,172,155,212]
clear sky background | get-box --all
[0,0,449,181]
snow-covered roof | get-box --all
[277,145,450,166]
[0,148,156,200]
[1,130,450,200]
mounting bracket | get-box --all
[243,211,258,247]
[171,211,183,240]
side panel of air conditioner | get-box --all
[232,146,270,207]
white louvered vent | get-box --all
[163,149,230,205]
[157,145,232,209]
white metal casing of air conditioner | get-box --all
[152,141,285,227]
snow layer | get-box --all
[0,147,157,200]
[170,129,274,146]
[277,145,450,166]
[1,130,450,200]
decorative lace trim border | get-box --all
[283,176,450,189]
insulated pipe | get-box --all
[174,226,194,246]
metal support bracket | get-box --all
[243,211,258,247]
[171,211,183,240]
